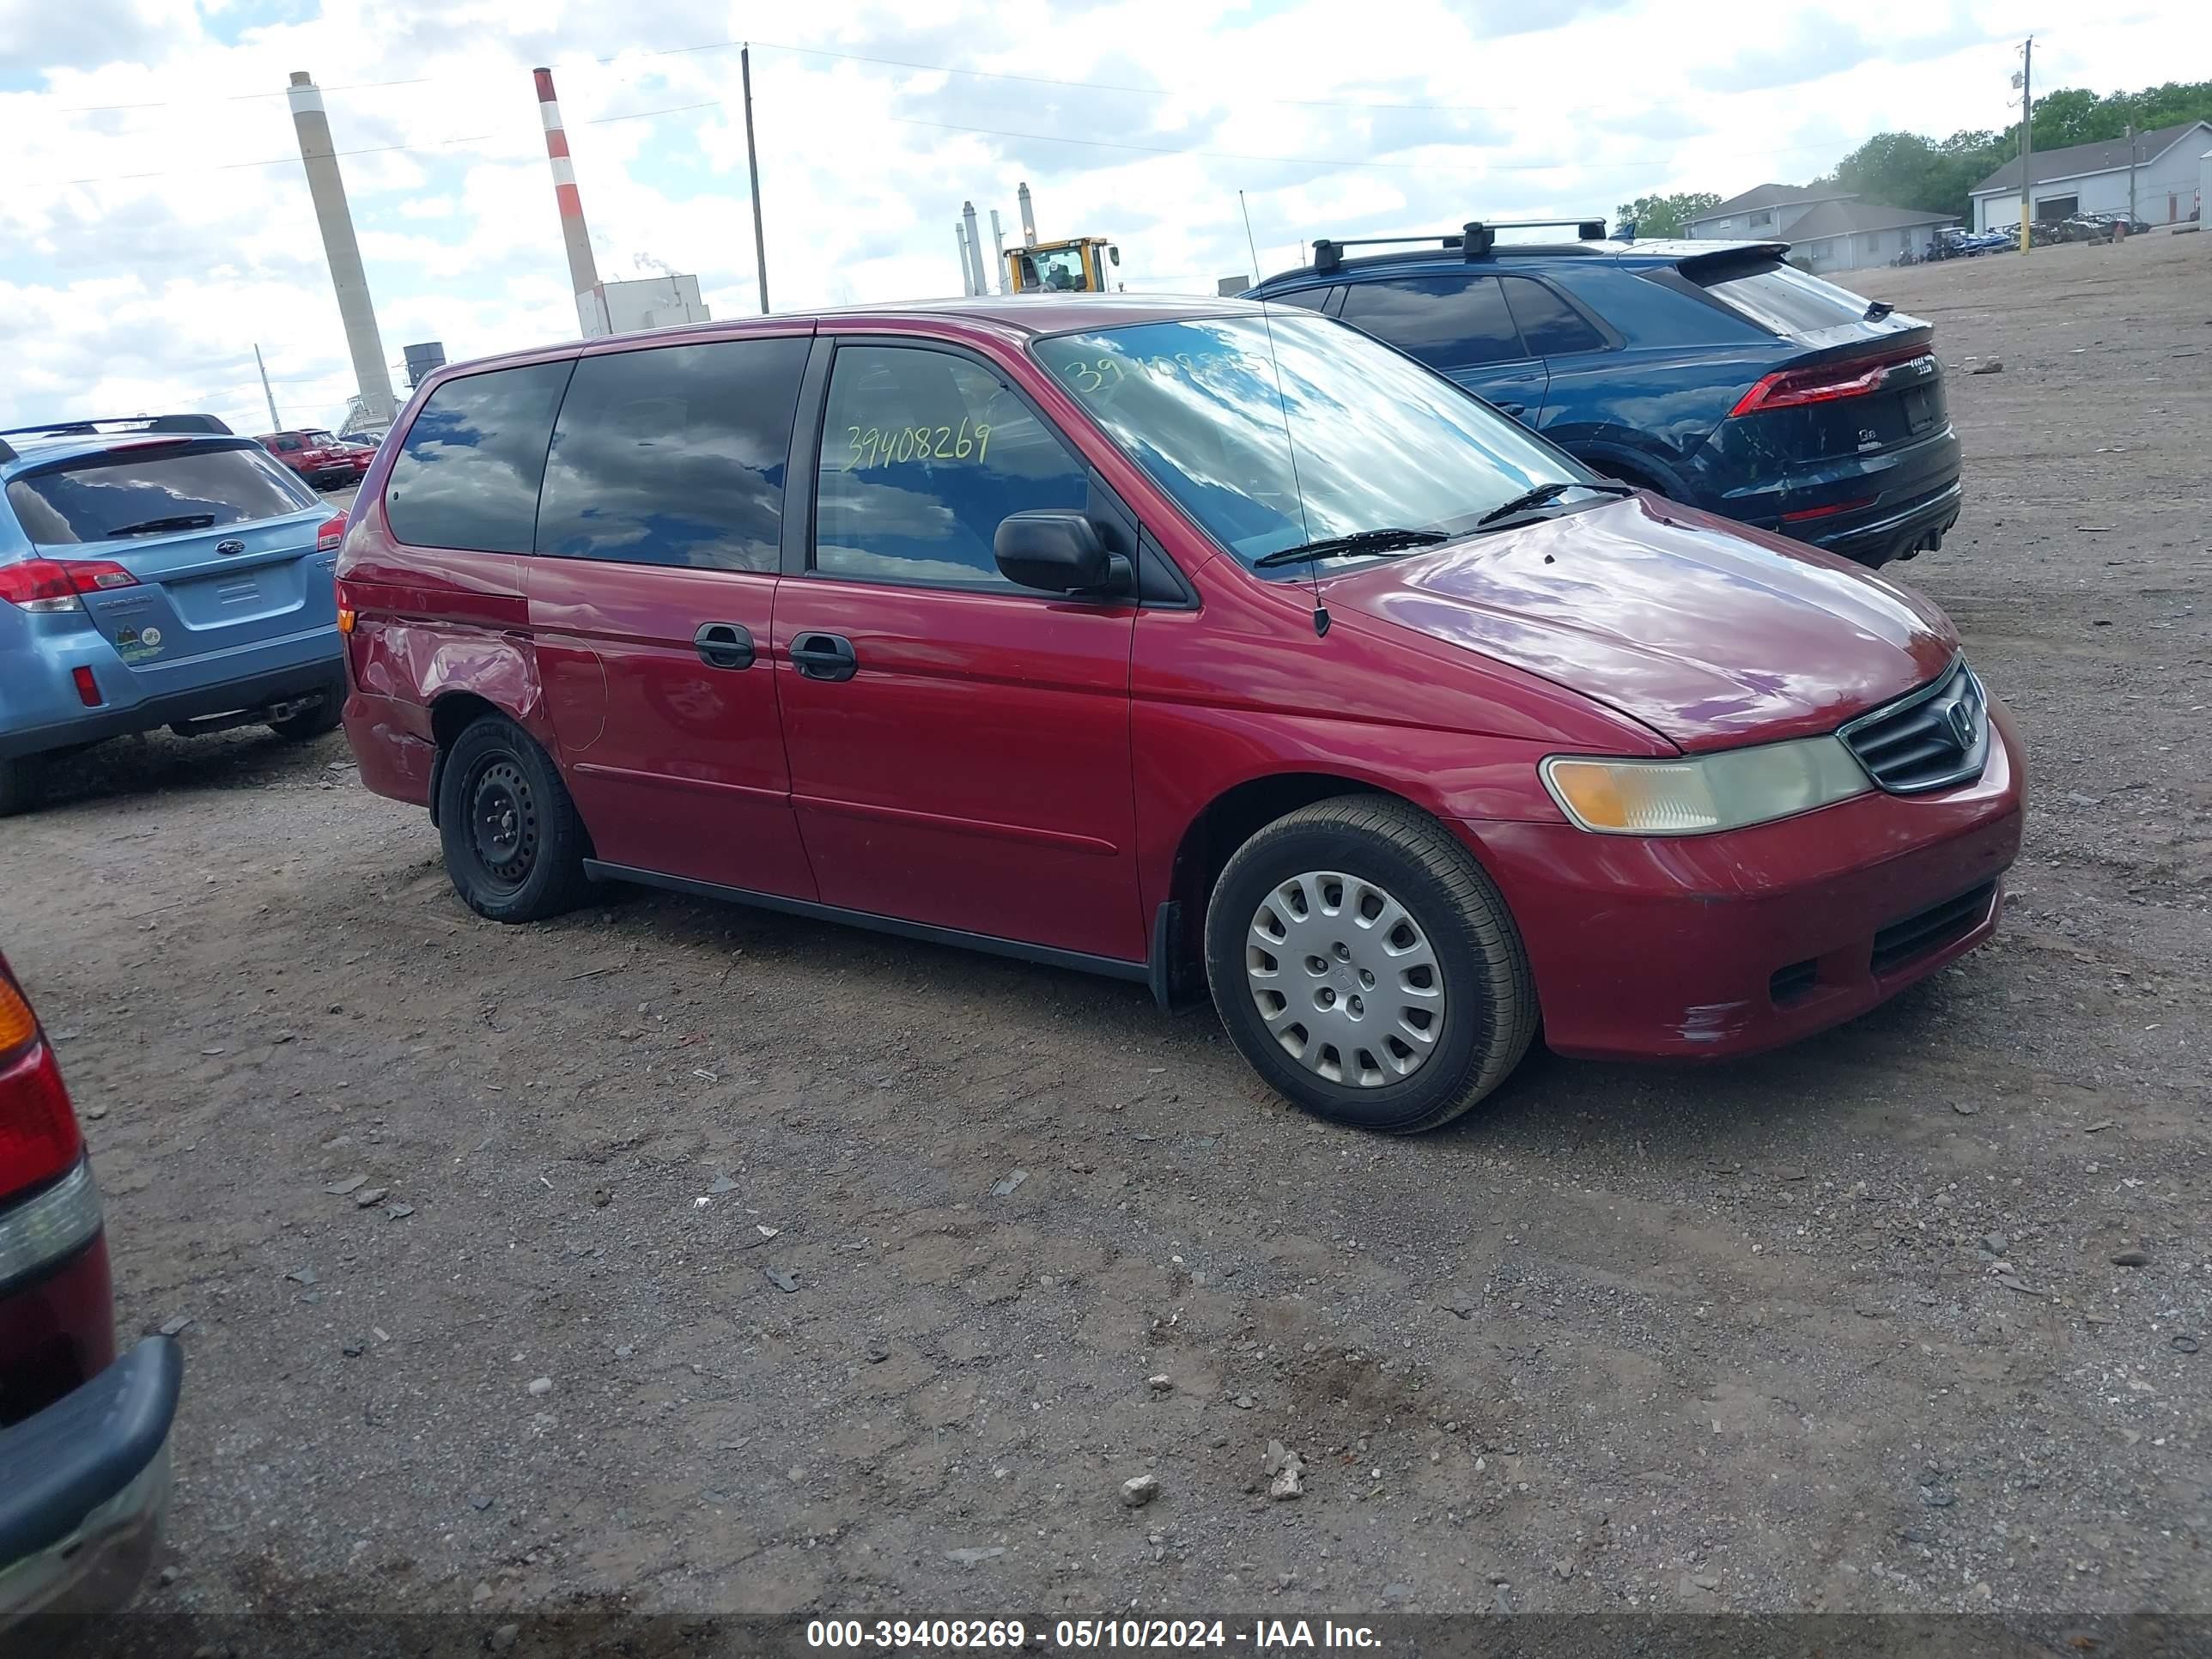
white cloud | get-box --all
[0,0,2205,434]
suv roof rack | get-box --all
[0,412,234,441]
[1310,218,1610,274]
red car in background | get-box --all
[258,428,372,491]
[0,952,180,1628]
[336,296,2024,1133]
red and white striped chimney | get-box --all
[533,67,600,303]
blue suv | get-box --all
[0,415,349,815]
[1246,221,1961,569]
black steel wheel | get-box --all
[435,715,590,923]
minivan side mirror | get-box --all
[994,512,1116,593]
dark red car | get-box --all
[0,953,180,1628]
[337,296,2024,1132]
[258,428,372,491]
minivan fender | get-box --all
[353,624,551,826]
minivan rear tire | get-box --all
[436,715,592,924]
[1204,796,1538,1133]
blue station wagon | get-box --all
[0,415,349,815]
[1246,221,1962,569]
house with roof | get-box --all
[1968,121,2212,232]
[1686,185,1956,273]
[1686,184,1857,242]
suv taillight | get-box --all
[0,558,139,613]
[0,959,82,1203]
[1728,347,1936,417]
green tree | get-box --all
[1632,81,2212,241]
[1612,191,1722,237]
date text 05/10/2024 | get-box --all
[805,1620,1382,1650]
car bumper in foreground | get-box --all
[0,1336,181,1632]
[0,649,344,763]
[1468,698,2025,1060]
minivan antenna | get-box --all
[1238,190,1262,286]
[1249,302,1326,638]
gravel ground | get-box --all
[3,230,2208,1633]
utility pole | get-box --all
[2127,120,2138,225]
[740,46,770,314]
[2017,36,2033,254]
[253,344,282,432]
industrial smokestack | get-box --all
[989,210,1008,295]
[961,201,988,299]
[286,72,397,427]
[1018,181,1037,248]
[534,68,601,306]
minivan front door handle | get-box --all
[694,622,756,670]
[789,632,858,683]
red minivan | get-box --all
[337,296,2024,1132]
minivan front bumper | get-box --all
[1465,696,2025,1060]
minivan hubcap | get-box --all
[469,758,537,887]
[1245,872,1443,1088]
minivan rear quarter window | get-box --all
[536,337,809,572]
[386,361,574,553]
[5,443,317,544]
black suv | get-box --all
[1247,220,1962,567]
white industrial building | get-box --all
[577,275,711,340]
[1969,121,2212,233]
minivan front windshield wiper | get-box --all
[1474,480,1633,528]
[104,514,217,538]
[1252,527,1449,568]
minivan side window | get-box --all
[1499,276,1608,356]
[812,344,1088,589]
[1339,274,1524,370]
[535,337,809,573]
[385,362,574,554]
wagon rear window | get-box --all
[5,444,317,544]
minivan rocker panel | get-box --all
[337,298,2023,1133]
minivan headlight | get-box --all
[1541,737,1871,836]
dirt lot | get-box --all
[4,231,2209,1633]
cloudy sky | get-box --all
[1,0,2201,434]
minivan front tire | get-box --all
[1205,796,1537,1133]
[436,716,591,923]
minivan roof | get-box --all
[410,294,1268,388]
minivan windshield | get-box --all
[1032,313,1599,568]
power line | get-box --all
[52,33,1756,118]
[881,112,1844,174]
[37,99,721,187]
[30,91,1844,190]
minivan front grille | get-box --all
[1870,883,1996,975]
[1839,659,1989,794]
